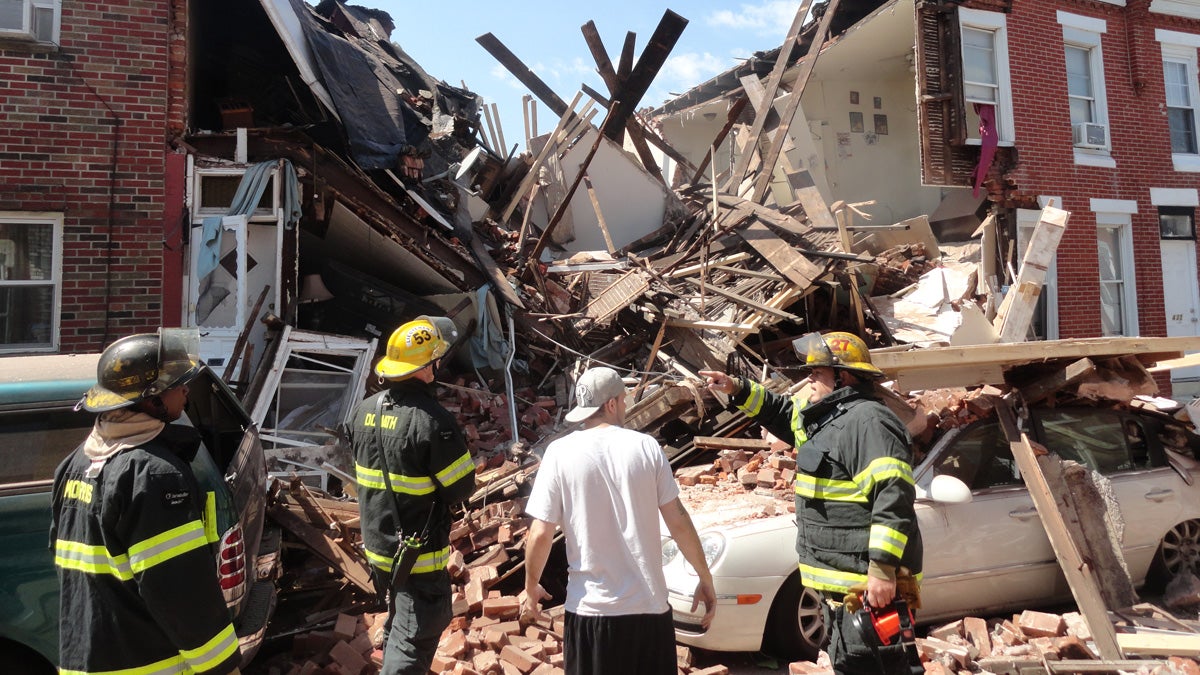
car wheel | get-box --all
[763,573,826,661]
[1149,518,1200,589]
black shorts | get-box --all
[563,610,675,675]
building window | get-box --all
[0,0,60,43]
[1158,30,1200,171]
[1096,213,1137,336]
[1160,205,1196,239]
[959,9,1014,143]
[1165,60,1198,153]
[1059,12,1112,167]
[0,213,62,352]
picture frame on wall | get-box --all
[849,111,864,133]
[849,91,859,105]
[874,114,888,135]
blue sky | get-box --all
[370,0,804,150]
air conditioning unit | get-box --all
[1073,122,1108,149]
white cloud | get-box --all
[489,64,525,91]
[706,1,804,36]
[660,52,730,89]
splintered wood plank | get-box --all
[893,364,1006,392]
[681,276,799,321]
[1115,632,1200,657]
[578,270,649,325]
[270,504,374,594]
[737,219,821,289]
[1018,358,1095,404]
[994,205,1069,342]
[787,169,838,229]
[693,437,772,451]
[872,336,1200,383]
[995,403,1122,660]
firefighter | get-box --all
[352,316,476,675]
[51,329,241,675]
[701,331,923,675]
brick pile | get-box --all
[785,609,1200,675]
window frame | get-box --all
[1094,210,1139,337]
[1159,205,1196,239]
[958,8,1015,145]
[1059,12,1113,166]
[1017,203,1060,340]
[0,212,63,354]
[0,0,61,44]
[1157,30,1200,172]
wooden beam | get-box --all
[727,0,814,188]
[476,33,569,117]
[1018,357,1095,404]
[692,436,772,451]
[681,276,800,321]
[1115,632,1200,657]
[603,11,689,142]
[633,320,668,402]
[499,92,590,224]
[665,317,759,333]
[752,0,843,203]
[691,96,749,185]
[528,100,621,267]
[583,175,617,254]
[994,205,1070,342]
[737,219,822,289]
[995,402,1123,660]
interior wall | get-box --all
[805,75,943,226]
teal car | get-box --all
[0,353,276,673]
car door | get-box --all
[1033,409,1184,586]
[915,420,1060,621]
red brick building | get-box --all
[0,0,186,354]
[945,0,1200,389]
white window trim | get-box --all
[1158,35,1200,171]
[0,0,62,44]
[0,211,63,353]
[1090,198,1138,214]
[1151,187,1200,206]
[959,8,1015,144]
[1151,1,1200,20]
[1095,212,1139,336]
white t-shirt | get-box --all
[524,424,680,616]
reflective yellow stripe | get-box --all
[365,545,451,575]
[203,491,218,544]
[435,452,475,487]
[852,457,914,494]
[798,562,868,594]
[411,545,451,574]
[869,523,909,558]
[181,623,239,672]
[737,381,766,417]
[127,520,208,573]
[355,463,387,490]
[54,540,133,581]
[365,546,394,572]
[58,653,188,675]
[790,397,809,446]
[355,463,435,495]
[793,475,868,503]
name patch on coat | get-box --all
[162,490,191,508]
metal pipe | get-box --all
[505,311,519,447]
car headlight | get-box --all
[661,538,680,567]
[700,531,726,568]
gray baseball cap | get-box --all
[565,367,626,423]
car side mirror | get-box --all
[928,474,973,503]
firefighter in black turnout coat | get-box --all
[702,332,923,675]
[352,316,476,675]
[51,329,241,675]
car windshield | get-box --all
[1036,409,1134,474]
[930,420,1021,491]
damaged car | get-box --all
[661,403,1200,659]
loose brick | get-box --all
[438,629,468,659]
[330,639,368,675]
[499,644,540,673]
[962,616,991,658]
[1017,610,1065,638]
[333,613,359,642]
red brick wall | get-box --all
[0,0,185,353]
[985,0,1200,344]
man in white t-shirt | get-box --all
[521,366,716,675]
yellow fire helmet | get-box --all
[792,331,883,378]
[375,315,460,380]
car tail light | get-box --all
[216,524,247,607]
